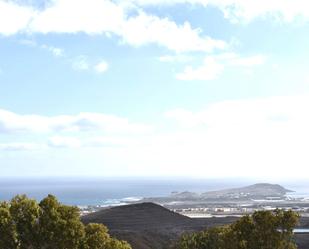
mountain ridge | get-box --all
[164,183,293,200]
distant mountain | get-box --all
[160,183,293,200]
[170,191,200,199]
[200,183,293,200]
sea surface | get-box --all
[0,177,308,206]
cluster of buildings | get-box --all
[173,204,309,218]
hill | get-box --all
[82,202,237,248]
[82,202,309,249]
[82,202,194,249]
[82,202,191,230]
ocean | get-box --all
[0,177,308,206]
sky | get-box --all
[1,0,309,180]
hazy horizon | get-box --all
[1,177,309,205]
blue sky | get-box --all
[1,0,309,179]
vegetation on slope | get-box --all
[0,195,131,249]
[0,196,302,249]
[175,209,299,249]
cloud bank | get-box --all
[0,0,226,53]
[126,0,309,23]
[0,109,152,134]
[176,53,267,81]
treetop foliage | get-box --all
[0,195,131,249]
[175,209,299,249]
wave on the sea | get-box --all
[100,196,143,207]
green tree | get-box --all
[82,223,111,249]
[38,194,62,249]
[0,201,18,249]
[82,223,131,249]
[106,238,132,249]
[175,210,299,249]
[0,195,132,249]
[175,226,230,249]
[39,195,85,249]
[9,195,41,249]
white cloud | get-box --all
[127,0,309,23]
[2,96,309,179]
[2,0,309,45]
[120,11,227,53]
[30,0,124,34]
[176,57,224,81]
[165,109,201,128]
[0,0,227,53]
[72,56,89,71]
[0,142,41,151]
[41,45,64,57]
[0,1,35,36]
[176,53,266,81]
[1,136,139,151]
[20,40,65,57]
[73,58,110,73]
[47,135,138,148]
[85,136,137,147]
[94,60,109,73]
[227,54,267,67]
[19,39,37,47]
[214,0,309,23]
[154,95,309,178]
[165,95,309,128]
[0,109,153,134]
[158,55,193,63]
[48,136,81,148]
